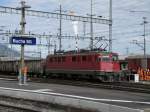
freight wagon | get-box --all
[0,58,43,76]
[126,55,150,73]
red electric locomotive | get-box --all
[44,49,120,81]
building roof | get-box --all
[126,55,150,59]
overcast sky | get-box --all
[0,0,149,57]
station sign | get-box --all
[10,36,36,45]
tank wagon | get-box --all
[44,49,121,81]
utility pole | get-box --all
[126,47,129,55]
[142,17,148,69]
[59,4,62,51]
[131,17,148,69]
[143,17,147,58]
[54,40,57,54]
[47,34,52,54]
[109,0,112,52]
[17,1,30,85]
[48,37,50,54]
[90,0,94,50]
[56,4,66,52]
[130,10,149,69]
[83,21,86,37]
[39,34,42,59]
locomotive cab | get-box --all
[96,53,120,73]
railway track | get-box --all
[0,104,36,112]
[0,73,150,94]
[33,78,150,93]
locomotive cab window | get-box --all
[101,56,110,62]
[112,55,118,61]
[96,56,101,62]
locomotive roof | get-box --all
[48,50,118,57]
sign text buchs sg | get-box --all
[10,36,36,45]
